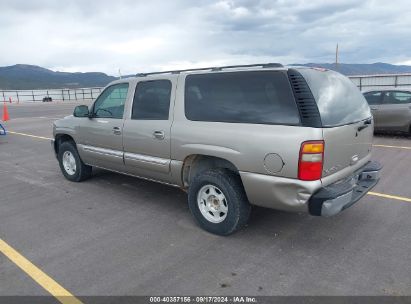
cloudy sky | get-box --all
[1,0,410,75]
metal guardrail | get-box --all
[0,87,103,103]
[348,73,411,91]
[1,73,411,103]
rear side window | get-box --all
[184,71,300,125]
[364,91,382,105]
[298,69,371,127]
[132,80,172,120]
[383,91,411,104]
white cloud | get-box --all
[0,0,410,75]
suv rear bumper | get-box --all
[308,161,382,216]
[240,160,381,214]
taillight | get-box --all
[298,141,324,181]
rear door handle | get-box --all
[358,125,369,132]
[113,127,122,135]
[370,107,378,111]
[358,119,372,132]
[153,130,165,140]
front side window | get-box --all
[184,71,300,125]
[383,91,411,104]
[93,83,129,119]
[364,91,382,105]
[132,80,172,120]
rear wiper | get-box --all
[358,118,372,132]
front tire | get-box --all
[58,141,92,182]
[188,169,251,236]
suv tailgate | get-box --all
[322,119,373,178]
[296,68,374,180]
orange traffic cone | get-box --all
[2,102,10,121]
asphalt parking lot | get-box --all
[0,102,410,300]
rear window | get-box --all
[184,71,300,125]
[298,69,371,127]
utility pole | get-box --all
[335,43,339,71]
[118,69,122,79]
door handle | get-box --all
[358,124,369,132]
[153,130,165,140]
[370,107,378,111]
[358,118,372,132]
[113,127,122,135]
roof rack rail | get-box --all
[135,63,283,77]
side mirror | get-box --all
[73,105,90,117]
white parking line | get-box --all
[37,116,65,120]
[7,131,52,141]
[11,116,64,120]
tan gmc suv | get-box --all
[52,63,382,235]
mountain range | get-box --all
[1,62,411,90]
[0,64,116,90]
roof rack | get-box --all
[135,63,283,77]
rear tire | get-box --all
[188,169,251,236]
[58,141,92,182]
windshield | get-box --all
[298,68,371,127]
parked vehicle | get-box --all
[52,63,382,235]
[363,89,411,134]
[43,97,53,102]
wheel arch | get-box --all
[181,154,242,188]
[54,133,75,155]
